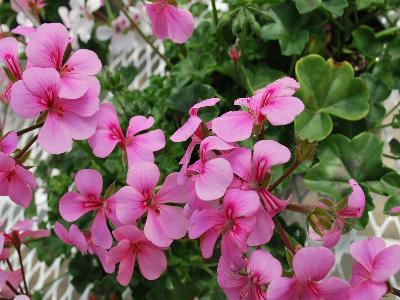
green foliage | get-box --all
[294,0,348,16]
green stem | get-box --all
[383,153,399,160]
[17,122,44,137]
[375,26,400,38]
[288,55,297,77]
[14,134,38,162]
[269,160,303,192]
[16,244,29,295]
[376,122,392,129]
[385,101,400,117]
[273,217,297,255]
[286,203,316,214]
[211,0,219,28]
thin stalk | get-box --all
[273,217,297,255]
[385,101,400,117]
[211,0,219,28]
[376,26,400,38]
[113,0,169,64]
[16,245,29,295]
[6,280,20,296]
[17,122,44,137]
[286,203,316,215]
[383,153,399,160]
[14,134,38,161]
[269,160,303,192]
[375,122,392,130]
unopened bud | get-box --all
[295,136,317,162]
[228,47,241,64]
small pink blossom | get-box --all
[26,23,102,99]
[0,131,18,155]
[217,250,282,300]
[11,67,99,154]
[349,237,400,300]
[88,103,165,166]
[107,225,167,286]
[188,189,259,259]
[390,206,400,213]
[11,0,45,13]
[224,140,291,217]
[212,77,303,142]
[267,247,350,300]
[185,136,235,201]
[115,162,187,247]
[59,169,118,249]
[54,221,87,253]
[0,153,37,208]
[146,0,194,44]
[12,25,37,38]
[0,269,22,298]
[0,37,22,101]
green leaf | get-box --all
[356,0,385,9]
[384,194,400,215]
[304,132,388,200]
[389,138,400,156]
[388,36,400,61]
[352,26,382,59]
[380,171,400,195]
[295,0,348,16]
[294,55,370,141]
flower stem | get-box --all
[385,101,400,117]
[14,134,38,162]
[15,244,29,296]
[114,0,169,65]
[375,26,400,38]
[211,0,219,28]
[6,280,20,295]
[269,160,303,192]
[17,122,44,137]
[286,203,316,214]
[273,217,297,255]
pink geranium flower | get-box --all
[0,37,23,101]
[224,140,291,216]
[0,270,22,298]
[54,221,87,253]
[85,231,115,274]
[0,131,18,155]
[212,77,304,142]
[11,67,99,154]
[146,0,194,44]
[59,169,118,249]
[188,189,259,258]
[11,0,45,13]
[349,237,400,300]
[185,136,235,201]
[267,247,350,300]
[88,103,165,166]
[115,162,187,247]
[0,153,37,208]
[217,250,282,300]
[26,23,102,99]
[107,225,167,286]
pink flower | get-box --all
[212,77,303,142]
[107,225,167,286]
[267,247,350,300]
[12,25,37,38]
[0,153,37,208]
[59,169,118,249]
[85,232,115,274]
[146,0,194,44]
[224,140,291,216]
[0,131,18,155]
[11,67,99,154]
[188,189,259,259]
[390,206,400,214]
[349,237,400,300]
[185,136,235,201]
[170,98,219,184]
[54,221,87,253]
[0,269,22,298]
[26,23,102,99]
[11,0,45,13]
[228,47,241,64]
[0,37,22,101]
[115,162,187,247]
[88,103,165,166]
[218,250,282,300]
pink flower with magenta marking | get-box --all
[0,131,17,155]
[349,237,400,300]
[146,0,194,44]
[212,77,303,142]
[217,250,282,300]
[59,169,119,249]
[11,67,99,154]
[0,153,37,208]
[115,162,188,247]
[107,225,167,286]
[26,23,102,99]
[88,103,165,166]
[188,189,259,259]
[0,37,23,101]
[267,247,350,300]
[54,221,87,253]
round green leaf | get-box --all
[295,55,370,141]
[384,194,400,216]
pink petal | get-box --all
[107,239,131,264]
[112,225,144,243]
[170,116,201,142]
[125,144,155,165]
[59,74,88,99]
[195,158,233,201]
[137,243,167,280]
[58,111,97,141]
[70,224,88,253]
[339,179,365,219]
[90,211,112,249]
[188,208,225,239]
[247,207,274,246]
[317,277,350,300]
[293,247,335,282]
[127,115,154,136]
[114,186,147,224]
[224,189,260,217]
[59,191,93,222]
[223,147,254,183]
[26,23,69,69]
[349,280,387,300]
[199,136,236,159]
[261,96,304,126]
[118,253,135,286]
[88,128,120,158]
[144,209,172,247]
[75,169,103,199]
[15,164,36,189]
[212,111,254,142]
[350,237,386,272]
[157,205,187,240]
[38,112,72,154]
[200,228,220,259]
[0,37,21,79]
[126,162,159,195]
[94,246,115,273]
[54,221,71,244]
[8,174,33,208]
[66,49,102,75]
[371,245,400,282]
[267,277,297,300]
[155,172,188,204]
[12,25,37,37]
[131,129,165,152]
[0,131,18,155]
[189,98,220,116]
[259,188,289,216]
[248,250,282,284]
[217,254,247,289]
